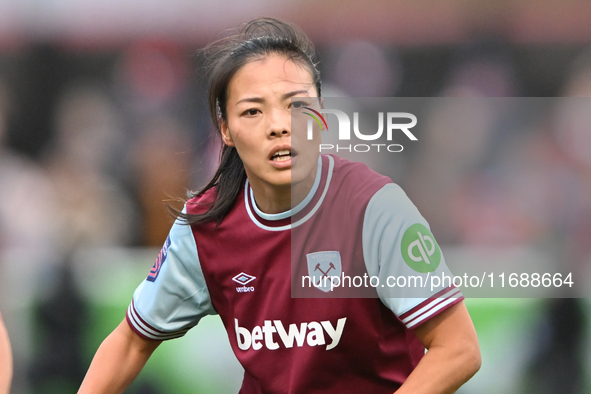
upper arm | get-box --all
[412,301,480,362]
[117,318,162,356]
[78,320,161,394]
[392,302,481,394]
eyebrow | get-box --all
[235,89,311,105]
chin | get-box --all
[274,177,294,189]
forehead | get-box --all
[228,54,316,100]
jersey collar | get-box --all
[244,155,334,231]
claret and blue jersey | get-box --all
[126,154,463,393]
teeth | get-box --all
[272,149,291,161]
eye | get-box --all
[242,108,260,116]
[291,101,307,109]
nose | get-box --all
[267,106,291,138]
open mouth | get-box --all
[271,149,292,162]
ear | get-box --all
[220,117,235,147]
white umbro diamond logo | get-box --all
[232,272,256,285]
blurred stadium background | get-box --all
[1,1,591,393]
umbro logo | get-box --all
[232,272,256,293]
[232,272,256,285]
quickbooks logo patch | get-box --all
[401,223,441,273]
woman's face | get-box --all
[221,53,321,198]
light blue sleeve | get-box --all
[362,184,463,329]
[126,209,216,340]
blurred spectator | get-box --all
[114,40,191,115]
[0,74,61,394]
[514,56,591,394]
[442,42,519,98]
[403,44,519,244]
[27,81,137,392]
[552,52,591,276]
[323,40,402,97]
[43,81,138,251]
[29,263,88,394]
[403,98,504,244]
[559,51,591,98]
[113,40,214,246]
[522,297,586,394]
[450,120,568,247]
[0,77,58,254]
[518,54,591,394]
[130,115,193,246]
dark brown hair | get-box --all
[177,17,322,225]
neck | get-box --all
[248,161,318,215]
[250,180,314,214]
[251,184,290,214]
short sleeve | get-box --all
[362,184,463,329]
[126,208,216,340]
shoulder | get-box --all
[185,187,218,216]
[364,183,425,227]
[327,154,389,182]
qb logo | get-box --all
[401,224,441,273]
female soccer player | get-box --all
[0,312,12,394]
[79,17,480,393]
